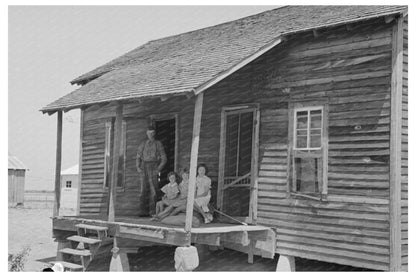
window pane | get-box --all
[310,110,322,129]
[296,136,307,148]
[294,157,319,193]
[310,129,321,135]
[296,111,308,129]
[297,129,307,136]
[310,135,321,148]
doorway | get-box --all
[154,116,177,187]
[218,105,259,222]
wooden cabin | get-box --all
[8,153,28,206]
[41,6,408,271]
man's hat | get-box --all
[147,125,156,131]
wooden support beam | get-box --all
[276,255,296,271]
[117,225,188,246]
[248,239,255,264]
[249,108,260,223]
[160,95,170,102]
[53,111,63,217]
[192,233,221,246]
[385,14,397,24]
[194,37,282,94]
[110,237,130,271]
[76,109,84,216]
[108,103,123,222]
[185,93,204,237]
[221,231,250,246]
[217,109,226,211]
[185,91,194,99]
[389,16,403,272]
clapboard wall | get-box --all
[77,17,400,271]
[401,15,408,272]
[246,18,392,271]
[8,169,26,206]
[79,95,195,216]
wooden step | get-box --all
[59,248,92,257]
[50,261,83,271]
[76,224,108,231]
[67,235,101,244]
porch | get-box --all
[52,214,275,271]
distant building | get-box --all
[60,164,79,214]
[8,153,28,206]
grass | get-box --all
[8,206,57,271]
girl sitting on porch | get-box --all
[193,164,213,224]
[154,168,189,220]
[155,165,214,224]
[153,171,179,219]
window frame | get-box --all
[288,99,328,200]
[103,119,127,189]
[293,106,324,151]
[66,181,72,188]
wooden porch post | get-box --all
[185,93,204,238]
[76,108,84,216]
[108,103,123,222]
[53,111,63,217]
[389,16,403,271]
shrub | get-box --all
[8,246,31,272]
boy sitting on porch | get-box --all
[153,168,189,220]
[153,171,179,220]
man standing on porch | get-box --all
[136,126,167,216]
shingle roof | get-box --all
[61,164,79,175]
[41,5,407,113]
[8,153,28,170]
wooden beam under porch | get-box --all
[52,215,275,259]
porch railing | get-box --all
[223,172,251,190]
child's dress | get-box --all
[194,175,211,212]
[171,180,188,207]
[161,182,179,206]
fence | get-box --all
[23,191,54,209]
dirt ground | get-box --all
[8,206,57,272]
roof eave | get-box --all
[42,7,408,115]
[40,90,195,115]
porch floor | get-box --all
[54,214,271,233]
[52,214,275,258]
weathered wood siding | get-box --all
[79,97,195,216]
[196,18,393,271]
[78,17,396,271]
[250,19,393,271]
[8,169,25,205]
[401,15,408,272]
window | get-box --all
[104,119,127,188]
[66,181,72,188]
[289,101,328,197]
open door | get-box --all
[152,115,178,187]
[218,105,259,223]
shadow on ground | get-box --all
[125,245,376,271]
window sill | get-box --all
[289,192,328,202]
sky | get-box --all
[8,5,278,191]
